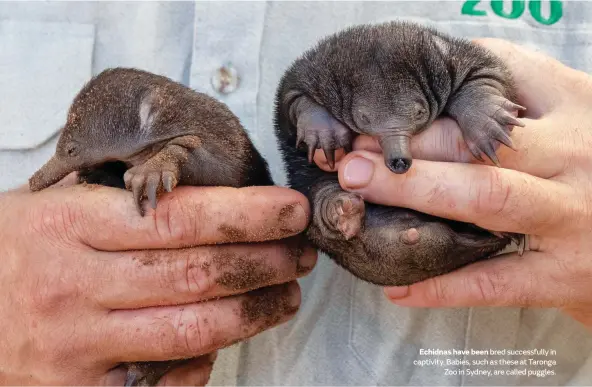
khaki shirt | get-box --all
[0,1,590,385]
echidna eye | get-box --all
[66,145,78,157]
[360,113,371,126]
[416,107,426,118]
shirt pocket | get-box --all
[0,20,95,150]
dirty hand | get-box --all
[0,179,315,385]
[315,38,592,329]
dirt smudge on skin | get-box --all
[276,202,305,236]
[278,203,296,222]
[286,241,305,263]
[79,182,103,191]
[213,251,278,291]
[217,203,305,243]
[134,250,161,266]
[239,285,298,329]
[279,227,296,235]
[200,261,212,276]
[218,224,247,242]
[285,234,315,274]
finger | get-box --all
[104,281,301,363]
[309,118,489,170]
[473,38,592,118]
[39,185,310,251]
[351,117,565,179]
[338,151,578,236]
[351,120,480,164]
[157,353,216,386]
[383,249,587,309]
[94,236,317,309]
[312,118,508,170]
[311,118,481,171]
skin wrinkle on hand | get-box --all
[212,251,279,291]
[239,283,300,330]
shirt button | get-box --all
[211,62,239,94]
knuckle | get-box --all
[434,117,467,162]
[171,308,213,356]
[426,279,452,304]
[514,271,537,306]
[27,272,81,315]
[551,257,573,283]
[469,268,510,304]
[152,195,202,245]
[553,253,590,287]
[162,250,213,296]
[28,199,83,245]
[555,127,592,179]
[422,180,448,208]
[472,168,512,217]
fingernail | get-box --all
[384,286,409,299]
[343,157,374,189]
[280,202,308,234]
[298,248,318,272]
[288,281,302,309]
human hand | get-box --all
[315,38,592,329]
[0,179,315,385]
